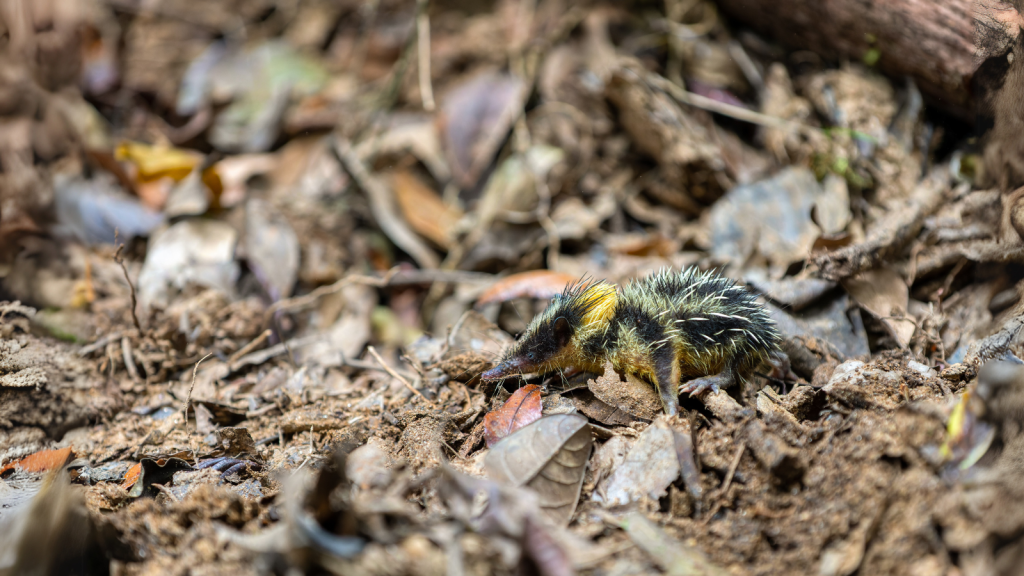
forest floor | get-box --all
[1,1,1023,575]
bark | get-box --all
[715,0,1014,120]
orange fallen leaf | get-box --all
[476,270,579,307]
[483,384,543,447]
[120,462,143,491]
[0,447,75,476]
[392,170,463,248]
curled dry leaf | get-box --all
[391,170,463,248]
[483,384,543,447]
[484,413,593,525]
[121,457,194,498]
[476,270,579,307]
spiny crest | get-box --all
[558,276,618,329]
[505,275,617,361]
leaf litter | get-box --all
[0,0,1021,575]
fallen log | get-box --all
[715,0,1020,121]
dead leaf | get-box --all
[244,198,300,300]
[842,267,915,348]
[137,219,240,310]
[119,462,142,492]
[115,140,202,183]
[767,295,870,359]
[569,389,640,426]
[708,167,826,273]
[0,447,75,476]
[391,170,463,248]
[484,413,593,525]
[587,363,661,421]
[53,174,164,245]
[476,270,579,307]
[483,384,543,447]
[593,416,679,507]
[439,70,527,189]
[122,457,194,498]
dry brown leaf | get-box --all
[842,267,915,349]
[483,384,543,447]
[587,362,661,421]
[484,413,592,525]
[476,270,578,307]
[568,389,639,426]
[391,170,463,248]
[593,416,679,507]
[439,71,527,189]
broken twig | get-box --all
[367,345,436,407]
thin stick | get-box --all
[121,337,140,382]
[182,353,213,434]
[644,70,817,135]
[367,345,436,407]
[264,270,393,320]
[333,135,440,269]
[720,441,746,496]
[417,10,435,111]
[113,242,142,332]
[80,332,122,356]
[228,329,273,366]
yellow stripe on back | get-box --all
[579,282,618,327]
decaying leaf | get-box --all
[768,295,869,359]
[569,389,639,426]
[244,198,300,300]
[115,140,202,183]
[137,219,240,309]
[484,413,593,525]
[0,447,74,476]
[438,464,575,575]
[587,362,661,421]
[392,170,463,248]
[593,416,679,507]
[708,167,826,273]
[121,457,194,498]
[476,270,579,307]
[842,267,915,349]
[483,384,543,447]
[439,71,528,189]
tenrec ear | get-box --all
[553,316,572,348]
